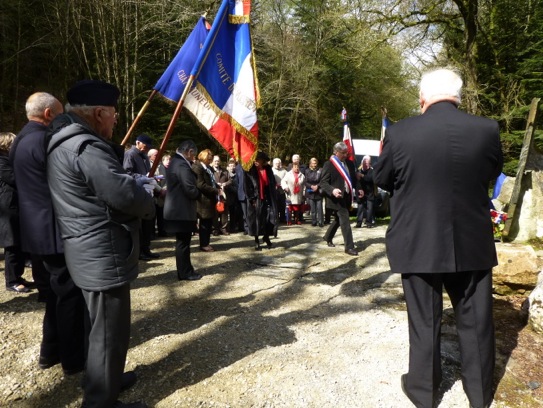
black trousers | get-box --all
[35,254,87,373]
[401,269,495,408]
[140,218,154,253]
[81,284,131,408]
[198,217,213,247]
[240,199,249,233]
[155,204,165,235]
[175,232,194,278]
[323,206,354,250]
[3,245,25,287]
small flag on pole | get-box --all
[184,0,260,170]
[341,107,356,163]
[379,107,390,154]
[153,17,210,103]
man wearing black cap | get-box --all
[123,133,159,260]
[46,79,154,408]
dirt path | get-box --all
[1,223,542,407]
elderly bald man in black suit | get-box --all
[374,68,503,408]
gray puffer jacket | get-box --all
[46,114,155,291]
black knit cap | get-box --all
[67,80,120,107]
[136,134,153,147]
[255,151,270,162]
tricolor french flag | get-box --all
[379,114,390,154]
[341,108,355,163]
[184,0,260,170]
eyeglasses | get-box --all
[99,107,119,120]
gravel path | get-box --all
[0,222,540,407]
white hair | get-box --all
[25,92,59,119]
[419,68,463,105]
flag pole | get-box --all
[149,3,229,176]
[148,76,196,176]
[121,89,158,147]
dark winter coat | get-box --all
[46,113,155,291]
[192,161,219,220]
[163,153,200,228]
[0,154,19,248]
[123,145,150,177]
[10,120,64,254]
[244,164,278,237]
[304,167,323,199]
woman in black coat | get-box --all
[0,132,29,292]
[244,151,278,250]
[192,149,222,252]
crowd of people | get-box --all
[0,80,375,408]
[0,67,502,408]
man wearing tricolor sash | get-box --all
[320,142,361,256]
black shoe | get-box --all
[39,354,60,370]
[6,284,30,293]
[142,251,159,259]
[64,364,85,376]
[345,248,358,256]
[112,401,148,408]
[318,223,324,227]
[18,278,36,288]
[178,272,202,281]
[327,241,335,247]
[355,223,362,228]
[264,237,273,248]
[120,371,137,392]
[255,244,262,251]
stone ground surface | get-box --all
[1,221,542,407]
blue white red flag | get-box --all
[341,108,355,163]
[341,107,348,122]
[379,114,390,154]
[184,0,260,170]
[153,17,210,102]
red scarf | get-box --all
[293,171,300,194]
[258,168,269,200]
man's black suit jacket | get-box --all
[320,157,358,211]
[374,101,503,274]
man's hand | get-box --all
[333,188,343,198]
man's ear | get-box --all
[44,107,54,122]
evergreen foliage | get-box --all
[0,0,541,172]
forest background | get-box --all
[1,0,543,175]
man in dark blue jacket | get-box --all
[123,133,159,260]
[11,92,86,375]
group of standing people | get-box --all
[1,81,154,408]
[1,66,503,408]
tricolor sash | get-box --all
[329,155,353,197]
